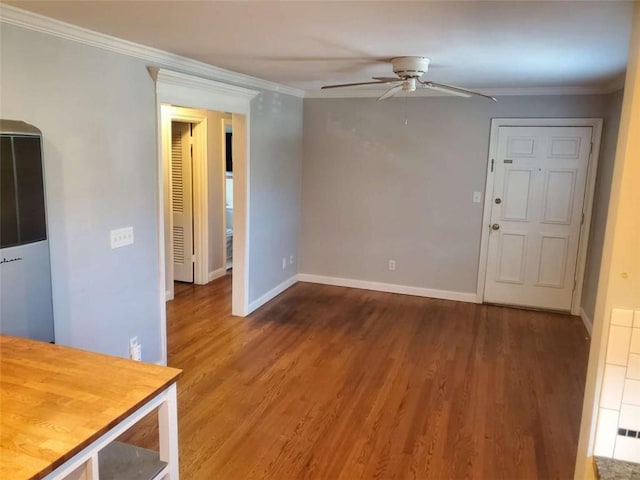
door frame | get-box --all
[163,109,208,298]
[151,68,259,365]
[476,118,603,316]
[221,118,232,271]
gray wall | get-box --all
[0,23,303,361]
[0,24,161,360]
[580,90,624,321]
[300,94,614,295]
[249,91,303,301]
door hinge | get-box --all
[490,158,494,172]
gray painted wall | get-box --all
[580,90,624,321]
[0,24,161,360]
[1,23,303,360]
[249,91,303,302]
[300,95,614,297]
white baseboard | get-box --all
[208,267,227,282]
[580,307,593,336]
[297,274,479,304]
[247,275,299,314]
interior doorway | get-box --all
[222,118,233,271]
[153,68,258,366]
[163,106,234,298]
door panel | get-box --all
[503,169,533,220]
[484,126,592,311]
[497,232,527,284]
[171,122,194,283]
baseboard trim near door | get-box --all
[208,267,227,282]
[247,275,299,314]
[580,307,593,337]
[297,274,479,304]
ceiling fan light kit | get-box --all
[321,56,497,102]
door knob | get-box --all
[491,223,500,230]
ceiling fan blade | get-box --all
[377,85,403,101]
[421,81,497,102]
[372,77,403,82]
[321,80,392,90]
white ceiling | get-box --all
[5,1,634,93]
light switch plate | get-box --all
[473,191,482,203]
[111,226,134,249]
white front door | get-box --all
[171,122,194,283]
[484,125,592,311]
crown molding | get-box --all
[151,68,260,102]
[0,4,304,98]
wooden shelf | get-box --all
[98,442,167,480]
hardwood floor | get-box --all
[121,275,590,479]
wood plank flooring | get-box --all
[121,274,590,479]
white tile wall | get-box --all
[613,435,640,463]
[612,308,635,327]
[623,379,640,406]
[619,404,640,431]
[601,364,627,409]
[628,354,640,380]
[594,408,620,457]
[606,326,632,366]
[595,306,640,461]
[630,328,640,354]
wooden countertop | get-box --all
[0,335,182,480]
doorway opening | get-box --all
[163,106,234,299]
[162,105,233,300]
[152,68,258,366]
[223,118,233,271]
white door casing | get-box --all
[171,122,194,283]
[483,125,593,311]
[152,68,259,366]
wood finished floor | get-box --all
[121,274,590,479]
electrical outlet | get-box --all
[289,255,294,265]
[388,259,396,271]
[282,257,287,270]
[473,191,482,203]
[111,226,134,249]
[129,337,141,361]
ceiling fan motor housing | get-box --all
[391,56,430,78]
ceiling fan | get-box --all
[321,56,496,102]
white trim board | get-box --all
[580,308,593,337]
[208,267,227,282]
[247,275,299,314]
[0,4,303,98]
[475,118,603,317]
[298,274,479,304]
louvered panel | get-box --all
[173,226,185,264]
[171,129,184,213]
